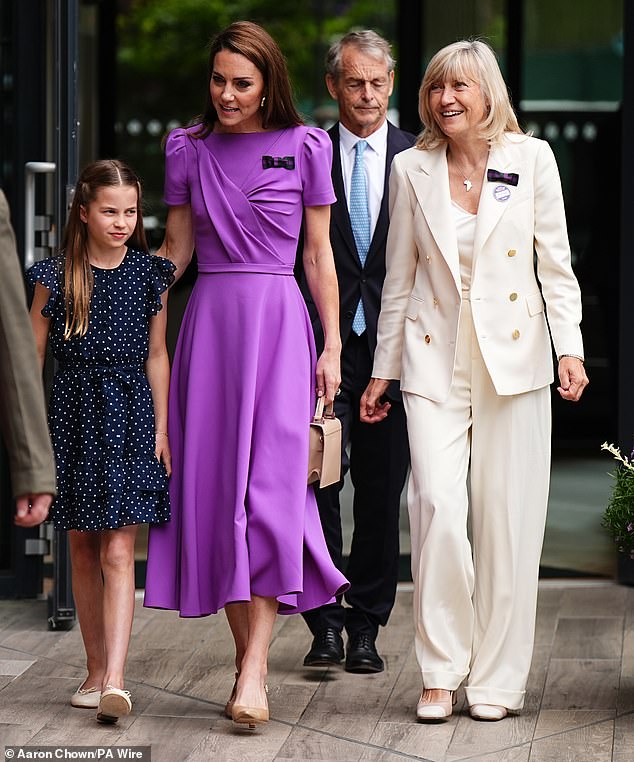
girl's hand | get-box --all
[360,378,391,423]
[315,347,341,404]
[155,433,172,477]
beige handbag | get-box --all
[308,396,342,488]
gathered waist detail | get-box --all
[56,362,149,451]
[197,263,294,276]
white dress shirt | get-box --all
[338,120,388,240]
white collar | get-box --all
[339,120,388,157]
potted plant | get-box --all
[601,442,634,585]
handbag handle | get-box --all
[313,395,335,422]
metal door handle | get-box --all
[25,161,56,269]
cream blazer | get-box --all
[372,133,584,401]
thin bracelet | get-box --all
[155,431,168,436]
[558,354,585,363]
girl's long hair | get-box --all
[193,20,303,137]
[60,159,147,340]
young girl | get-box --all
[28,160,174,724]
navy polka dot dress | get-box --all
[27,248,175,531]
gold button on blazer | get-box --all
[372,134,584,402]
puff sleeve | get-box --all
[300,127,337,207]
[26,257,63,317]
[146,254,176,316]
[163,128,192,206]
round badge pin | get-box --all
[493,184,511,202]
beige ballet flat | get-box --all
[96,685,132,723]
[70,684,101,709]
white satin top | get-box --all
[451,201,477,292]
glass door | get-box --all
[0,0,53,600]
[0,0,80,625]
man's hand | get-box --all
[360,378,391,423]
[15,493,53,527]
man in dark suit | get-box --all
[298,31,415,673]
[0,189,56,527]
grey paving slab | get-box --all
[550,616,623,659]
[0,582,631,761]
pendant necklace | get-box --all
[450,153,483,192]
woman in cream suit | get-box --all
[361,40,588,722]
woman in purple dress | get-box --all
[145,21,348,728]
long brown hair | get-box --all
[61,159,147,340]
[194,20,302,137]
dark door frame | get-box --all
[619,1,634,452]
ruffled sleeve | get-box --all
[300,127,337,207]
[26,257,63,317]
[147,254,176,316]
[163,128,193,206]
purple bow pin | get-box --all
[262,155,295,170]
[487,169,519,186]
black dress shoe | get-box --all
[345,633,384,673]
[303,628,344,667]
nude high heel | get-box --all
[224,672,239,719]
[231,684,269,729]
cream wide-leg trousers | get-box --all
[403,297,551,711]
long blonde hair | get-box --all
[60,160,148,339]
[417,39,523,150]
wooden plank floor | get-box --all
[0,581,632,761]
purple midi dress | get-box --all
[144,125,349,616]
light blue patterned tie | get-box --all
[350,140,370,335]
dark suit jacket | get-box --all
[298,121,416,396]
[0,189,56,497]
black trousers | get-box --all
[303,332,409,639]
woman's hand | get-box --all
[557,357,589,402]
[316,346,341,404]
[360,378,391,423]
[155,433,172,477]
